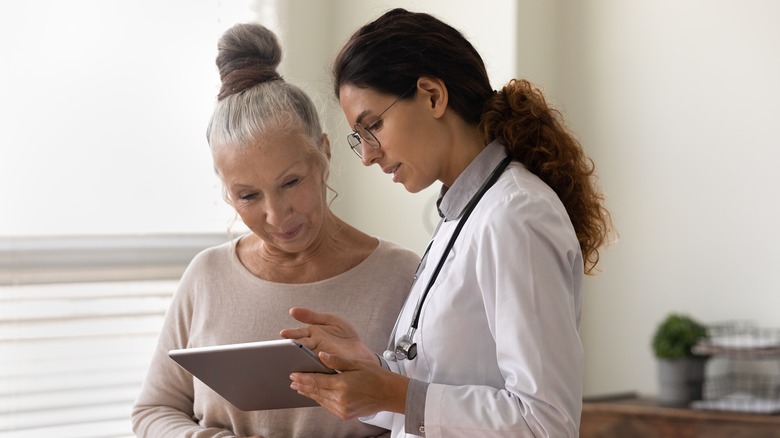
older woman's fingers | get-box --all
[289,307,345,327]
[279,326,309,340]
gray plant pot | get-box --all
[656,357,706,407]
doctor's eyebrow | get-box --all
[353,109,372,127]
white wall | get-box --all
[542,0,780,397]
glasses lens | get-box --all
[347,132,363,158]
[347,125,381,159]
[355,124,380,150]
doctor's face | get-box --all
[339,84,445,193]
[213,132,329,255]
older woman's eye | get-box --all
[239,192,258,201]
[283,178,300,188]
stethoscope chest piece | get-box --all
[395,331,417,360]
[384,328,417,361]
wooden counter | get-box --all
[580,396,780,438]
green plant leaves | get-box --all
[652,313,708,359]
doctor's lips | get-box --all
[382,164,401,181]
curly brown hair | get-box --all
[480,79,612,273]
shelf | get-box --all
[581,396,780,438]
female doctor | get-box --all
[281,8,613,437]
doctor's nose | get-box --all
[361,144,382,166]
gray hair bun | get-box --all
[216,23,283,101]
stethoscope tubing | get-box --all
[384,155,513,361]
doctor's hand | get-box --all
[290,352,409,420]
[280,307,376,363]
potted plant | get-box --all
[651,313,709,406]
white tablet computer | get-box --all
[169,339,336,411]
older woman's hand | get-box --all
[280,307,378,363]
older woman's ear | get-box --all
[321,133,331,160]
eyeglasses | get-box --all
[346,85,415,159]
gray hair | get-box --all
[206,23,329,180]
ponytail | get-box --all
[480,79,613,274]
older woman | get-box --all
[131,23,419,438]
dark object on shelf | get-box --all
[656,357,706,407]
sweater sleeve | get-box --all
[131,256,236,438]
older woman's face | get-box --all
[213,132,328,255]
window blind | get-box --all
[0,234,228,438]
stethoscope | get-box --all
[383,155,512,361]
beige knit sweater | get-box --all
[132,237,419,438]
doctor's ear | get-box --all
[416,76,448,118]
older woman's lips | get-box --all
[276,224,302,240]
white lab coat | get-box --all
[366,149,584,437]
